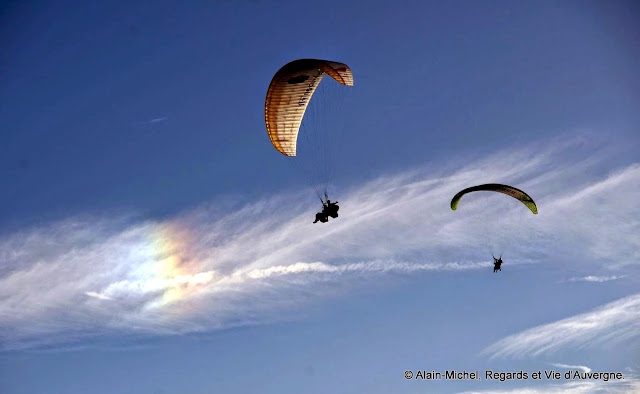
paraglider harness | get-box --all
[313,192,339,224]
[492,254,503,273]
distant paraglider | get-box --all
[450,183,538,214]
[493,254,503,273]
[450,183,538,272]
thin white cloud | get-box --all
[483,293,640,359]
[0,135,638,350]
[458,378,640,393]
[568,275,627,283]
[85,291,113,301]
[550,363,591,373]
[461,364,640,393]
[137,116,168,125]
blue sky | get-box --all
[1,1,639,393]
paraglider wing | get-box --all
[450,183,538,214]
[265,59,353,156]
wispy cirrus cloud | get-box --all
[550,363,591,373]
[458,378,640,394]
[85,291,113,301]
[136,116,168,125]
[483,293,640,359]
[567,275,627,283]
[460,366,640,393]
[0,135,638,350]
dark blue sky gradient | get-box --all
[2,0,638,230]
